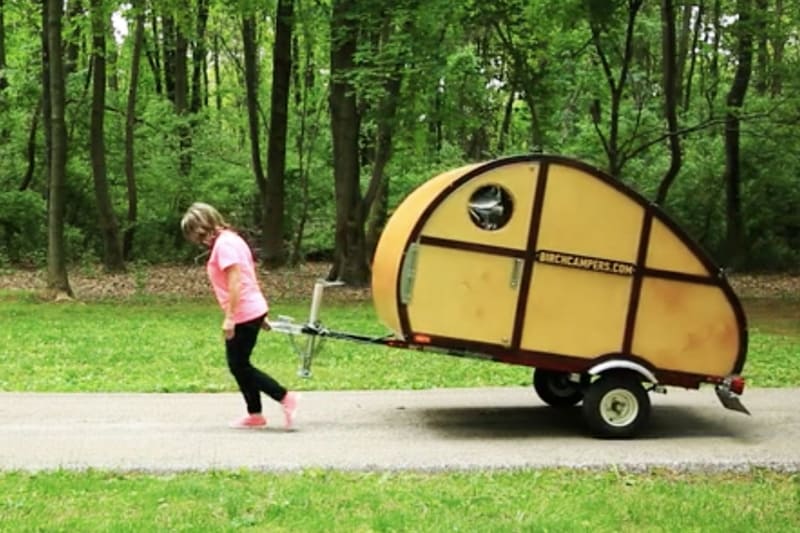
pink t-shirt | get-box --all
[206,230,268,323]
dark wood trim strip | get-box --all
[510,161,550,350]
[622,209,653,355]
[418,235,527,258]
[640,267,718,284]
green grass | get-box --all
[1,293,798,391]
[0,469,797,532]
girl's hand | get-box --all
[222,317,235,340]
[261,316,272,332]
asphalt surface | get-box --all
[1,387,798,473]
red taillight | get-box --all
[730,376,746,395]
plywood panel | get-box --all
[521,264,632,357]
[632,278,739,375]
[407,245,519,345]
[537,165,642,263]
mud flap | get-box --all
[715,386,750,415]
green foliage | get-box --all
[0,0,797,270]
[0,191,46,266]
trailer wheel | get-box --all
[533,369,583,407]
[582,373,650,438]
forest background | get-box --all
[0,0,798,299]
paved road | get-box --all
[1,388,798,473]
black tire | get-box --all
[581,372,650,438]
[533,369,583,407]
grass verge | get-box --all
[0,469,797,532]
[1,294,798,391]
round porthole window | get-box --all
[468,185,513,231]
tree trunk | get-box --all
[0,0,7,92]
[363,18,407,259]
[162,14,176,103]
[63,0,82,77]
[329,0,368,285]
[770,0,784,95]
[263,0,293,267]
[20,103,41,191]
[45,0,73,299]
[289,33,323,265]
[212,34,222,112]
[124,0,145,260]
[90,0,125,272]
[174,14,191,177]
[497,87,515,154]
[723,0,754,268]
[41,1,51,196]
[589,0,644,176]
[146,13,162,95]
[190,0,209,113]
[754,0,768,94]
[655,0,682,205]
[682,1,704,111]
[242,15,269,243]
[0,0,7,142]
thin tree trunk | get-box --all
[754,0,768,94]
[162,14,176,103]
[0,0,7,92]
[497,87,515,154]
[242,15,269,243]
[45,0,73,299]
[589,0,644,176]
[174,12,191,176]
[63,0,82,76]
[289,28,322,265]
[190,0,209,113]
[20,103,41,191]
[364,17,408,258]
[146,13,162,95]
[656,0,682,205]
[329,0,367,284]
[41,1,51,196]
[124,0,145,260]
[263,0,293,267]
[213,34,222,112]
[723,0,754,268]
[90,0,125,272]
[771,0,784,95]
[682,1,704,111]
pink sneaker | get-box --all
[281,392,299,430]
[229,413,267,429]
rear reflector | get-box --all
[729,376,746,395]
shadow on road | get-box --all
[415,405,743,440]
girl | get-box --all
[181,202,298,429]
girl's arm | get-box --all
[222,264,241,339]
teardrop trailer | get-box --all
[271,154,749,438]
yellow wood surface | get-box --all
[420,163,539,250]
[536,164,643,263]
[371,163,481,335]
[370,157,743,378]
[522,265,633,357]
[407,245,519,345]
[633,278,740,376]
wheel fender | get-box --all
[588,360,658,384]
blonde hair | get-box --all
[181,202,229,244]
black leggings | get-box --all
[225,315,287,414]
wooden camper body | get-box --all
[371,155,747,389]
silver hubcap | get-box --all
[599,388,639,427]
